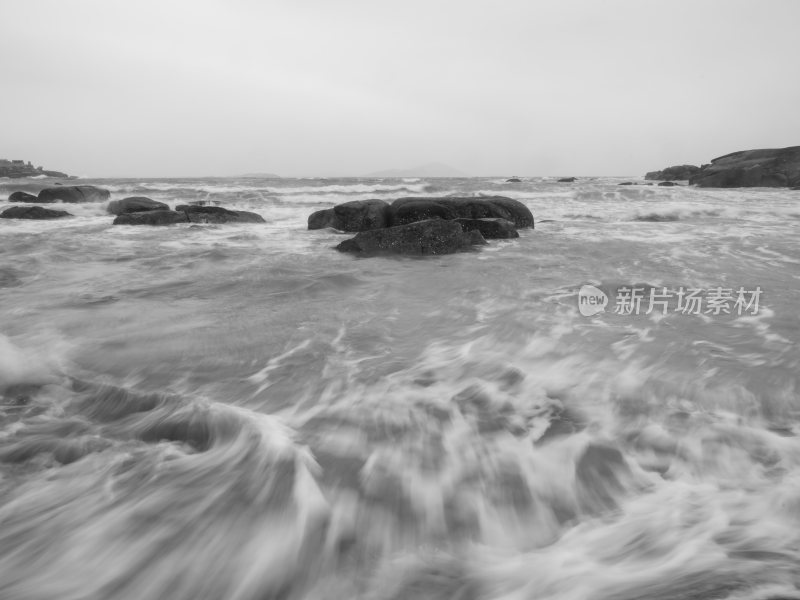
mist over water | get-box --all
[1,177,800,599]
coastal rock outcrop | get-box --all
[689,147,800,188]
[113,205,266,226]
[336,219,486,256]
[645,165,700,181]
[308,199,390,231]
[8,191,38,203]
[175,205,266,224]
[0,159,68,179]
[37,185,110,203]
[113,210,189,225]
[1,206,72,220]
[657,181,678,187]
[107,197,169,215]
[455,218,519,239]
[388,196,534,228]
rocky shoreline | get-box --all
[0,160,69,179]
[645,146,800,187]
[2,186,535,257]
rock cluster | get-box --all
[308,196,534,256]
[3,187,266,225]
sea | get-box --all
[1,176,799,600]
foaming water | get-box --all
[1,177,800,599]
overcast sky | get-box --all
[1,0,798,177]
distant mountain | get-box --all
[364,162,467,178]
[239,172,281,178]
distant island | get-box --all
[0,159,69,179]
[364,162,466,178]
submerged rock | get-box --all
[8,191,38,203]
[634,213,679,222]
[388,196,534,228]
[1,206,72,220]
[657,181,678,186]
[558,177,577,183]
[107,197,169,215]
[455,217,519,239]
[113,210,189,225]
[645,165,700,181]
[575,443,635,515]
[690,146,800,188]
[505,177,522,183]
[37,185,110,203]
[308,199,390,231]
[336,219,486,256]
[175,205,266,224]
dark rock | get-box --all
[107,197,169,215]
[690,147,800,188]
[657,181,678,187]
[634,213,679,222]
[645,165,701,181]
[175,205,265,224]
[388,196,534,228]
[37,185,110,203]
[791,186,800,190]
[113,210,188,225]
[336,219,486,256]
[307,199,390,231]
[505,177,522,183]
[8,191,38,203]
[1,206,72,220]
[558,177,577,183]
[455,218,519,239]
[185,200,222,206]
[618,182,635,186]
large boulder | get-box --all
[1,206,72,220]
[388,196,534,228]
[689,147,800,188]
[107,197,168,215]
[8,191,38,203]
[113,210,188,225]
[175,205,265,224]
[455,218,519,239]
[308,199,390,231]
[645,165,700,181]
[336,219,486,256]
[37,185,110,203]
